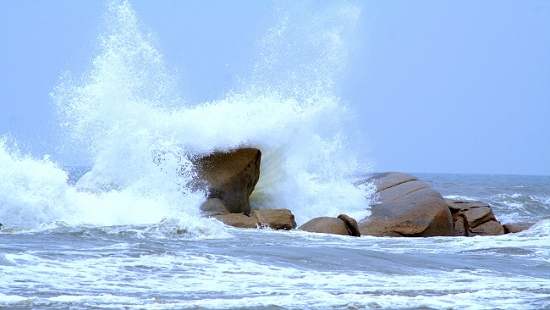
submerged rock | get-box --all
[358,172,454,237]
[212,209,296,230]
[502,222,533,234]
[193,148,261,214]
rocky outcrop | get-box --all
[358,172,454,237]
[191,148,514,238]
[446,199,505,236]
[193,148,261,214]
[299,214,361,237]
[211,209,296,230]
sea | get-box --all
[1,1,549,309]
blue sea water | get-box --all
[1,171,549,309]
[1,1,549,309]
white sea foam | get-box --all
[1,0,375,231]
[1,235,549,309]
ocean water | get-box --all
[1,1,550,309]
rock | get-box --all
[358,172,454,237]
[193,148,261,214]
[453,215,468,236]
[471,220,505,236]
[212,209,296,230]
[212,213,258,228]
[253,209,297,230]
[199,198,230,216]
[299,217,352,236]
[337,214,361,237]
[462,207,496,228]
[503,222,533,234]
[299,214,361,236]
[445,199,504,236]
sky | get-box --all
[0,1,548,175]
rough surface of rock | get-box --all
[298,214,361,237]
[358,172,454,237]
[445,199,504,236]
[212,209,296,230]
[193,148,261,214]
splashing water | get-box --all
[3,0,375,232]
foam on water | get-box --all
[1,228,549,309]
[1,0,375,231]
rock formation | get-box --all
[193,148,261,214]
[446,199,505,236]
[357,172,454,237]
[192,148,521,237]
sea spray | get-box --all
[0,137,69,228]
[47,0,377,229]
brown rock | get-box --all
[446,199,504,236]
[453,215,468,236]
[199,198,230,216]
[252,209,296,230]
[212,209,296,230]
[358,172,454,237]
[211,213,258,228]
[446,199,491,213]
[369,172,418,192]
[193,148,261,214]
[338,214,361,237]
[470,220,505,236]
[298,214,361,236]
[503,222,533,234]
[462,207,497,228]
[299,217,351,236]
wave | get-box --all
[1,0,375,232]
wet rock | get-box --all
[470,220,505,236]
[358,172,454,237]
[503,222,533,234]
[252,209,296,230]
[199,198,230,216]
[299,217,350,235]
[193,148,261,214]
[453,215,468,236]
[212,213,258,228]
[337,214,361,237]
[212,209,296,230]
[445,199,504,236]
[299,214,360,236]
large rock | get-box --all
[358,172,454,237]
[212,209,296,230]
[446,199,504,236]
[299,214,361,237]
[193,148,261,214]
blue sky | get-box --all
[1,1,548,175]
